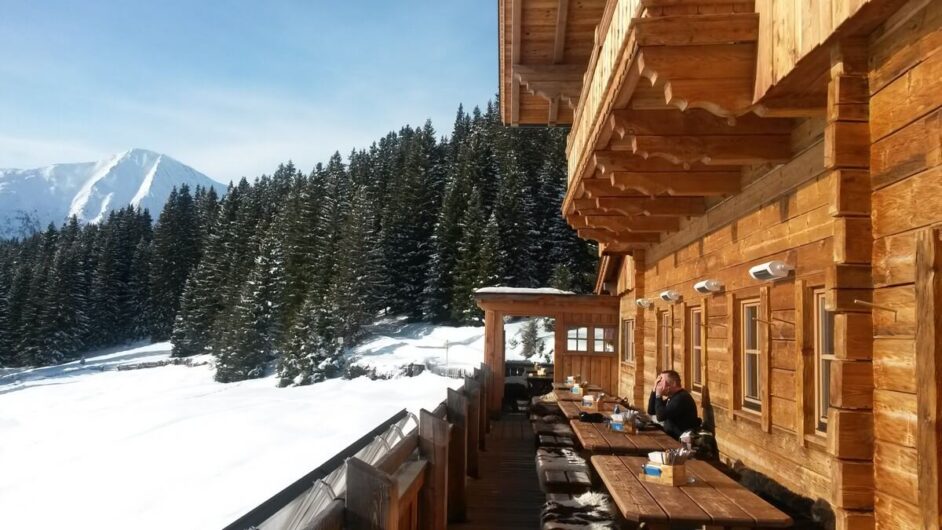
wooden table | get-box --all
[557,400,620,419]
[592,455,793,528]
[553,387,606,401]
[570,420,681,454]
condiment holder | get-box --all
[639,449,692,486]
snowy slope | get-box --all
[0,320,553,529]
[0,342,462,530]
[0,149,223,238]
[349,317,555,377]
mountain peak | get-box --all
[0,150,222,238]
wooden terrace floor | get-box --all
[449,413,544,530]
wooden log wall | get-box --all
[868,1,941,528]
[617,135,837,503]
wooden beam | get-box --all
[578,229,662,244]
[510,0,522,125]
[553,0,569,63]
[596,196,707,216]
[638,43,755,82]
[611,134,792,166]
[582,215,680,233]
[600,241,649,255]
[916,228,942,530]
[610,171,741,196]
[583,179,647,198]
[633,13,759,47]
[593,150,736,174]
[611,108,794,137]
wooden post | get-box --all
[445,388,467,522]
[483,309,505,417]
[479,363,492,434]
[916,228,942,530]
[418,409,450,530]
[464,377,482,479]
[475,366,488,446]
[345,457,398,530]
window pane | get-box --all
[744,305,757,349]
[820,358,830,421]
[745,353,759,399]
[568,339,577,351]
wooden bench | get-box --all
[592,455,793,529]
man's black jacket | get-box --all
[647,389,701,439]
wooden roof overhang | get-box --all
[474,291,619,318]
[498,0,610,126]
[560,0,834,256]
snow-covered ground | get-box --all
[0,318,552,530]
[349,317,554,377]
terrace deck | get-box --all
[448,413,544,530]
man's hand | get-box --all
[654,375,665,397]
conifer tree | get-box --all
[149,185,200,339]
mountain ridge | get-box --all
[0,149,223,238]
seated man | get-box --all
[646,370,701,439]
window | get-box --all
[689,308,703,392]
[566,326,588,352]
[621,320,635,363]
[659,310,671,370]
[814,290,835,433]
[594,327,616,353]
[741,301,761,412]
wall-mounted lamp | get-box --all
[659,290,682,303]
[748,260,793,281]
[636,298,653,309]
[694,279,724,294]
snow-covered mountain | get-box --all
[0,148,223,238]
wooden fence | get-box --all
[224,362,494,530]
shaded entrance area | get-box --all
[474,288,620,418]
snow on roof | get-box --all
[474,287,575,296]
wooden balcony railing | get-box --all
[566,0,642,184]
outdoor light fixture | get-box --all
[694,279,724,294]
[659,290,682,303]
[749,260,793,281]
[636,298,653,309]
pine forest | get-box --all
[0,101,597,384]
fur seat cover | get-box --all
[541,491,619,529]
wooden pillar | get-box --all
[483,309,505,417]
[445,388,468,522]
[418,409,450,530]
[825,38,875,529]
[475,366,489,445]
[464,376,482,479]
[916,228,942,530]
[346,457,398,530]
[633,251,647,407]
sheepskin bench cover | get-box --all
[538,434,575,448]
[536,447,591,494]
[535,448,591,494]
[531,395,562,416]
[530,413,565,424]
[532,421,574,437]
[541,491,621,529]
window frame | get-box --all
[658,309,671,371]
[814,289,835,433]
[621,319,635,364]
[566,326,589,353]
[594,326,617,354]
[689,307,704,393]
[740,299,762,413]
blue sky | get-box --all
[0,1,498,182]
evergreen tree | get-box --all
[149,185,200,339]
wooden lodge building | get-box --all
[486,0,942,528]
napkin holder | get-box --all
[639,462,687,486]
[609,413,636,434]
